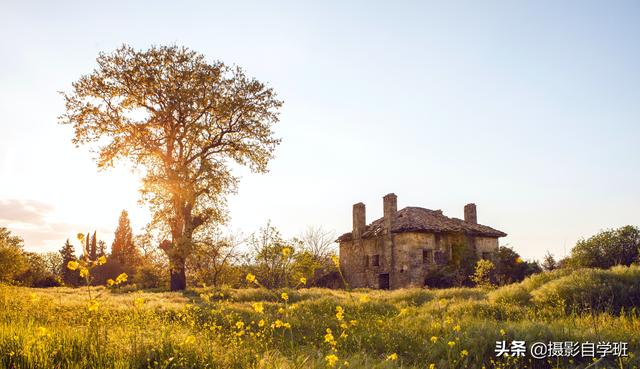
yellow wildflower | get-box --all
[245,273,256,283]
[349,319,358,326]
[453,324,461,332]
[500,329,506,336]
[274,319,284,328]
[134,297,144,308]
[106,279,115,287]
[387,353,398,361]
[299,277,307,285]
[281,247,292,257]
[182,335,196,345]
[235,321,245,329]
[97,255,107,265]
[88,300,99,312]
[325,354,338,367]
[36,326,50,337]
[115,273,128,284]
[67,260,79,271]
[258,319,265,327]
[331,254,339,267]
[324,329,335,344]
[460,350,469,358]
[358,295,370,303]
[29,293,38,302]
[430,336,438,343]
[281,292,288,302]
[252,302,264,314]
[79,267,89,278]
[429,364,436,369]
[448,341,456,348]
[335,306,344,321]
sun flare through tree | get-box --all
[59,44,283,290]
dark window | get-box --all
[423,249,433,264]
[482,252,492,260]
[434,251,447,265]
[372,254,380,267]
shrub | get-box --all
[531,265,640,313]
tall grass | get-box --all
[1,266,639,368]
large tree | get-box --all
[60,45,282,290]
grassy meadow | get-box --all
[1,266,639,369]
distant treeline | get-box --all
[1,217,638,290]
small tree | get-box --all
[0,227,28,283]
[247,222,300,289]
[471,259,495,288]
[59,239,79,286]
[494,246,540,285]
[111,210,140,268]
[542,251,557,271]
[299,226,336,285]
[187,229,240,287]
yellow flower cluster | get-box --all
[252,302,264,314]
[325,354,338,367]
[335,306,344,321]
[106,273,128,287]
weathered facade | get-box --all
[337,194,507,289]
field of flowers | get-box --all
[1,266,639,369]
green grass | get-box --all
[1,266,639,368]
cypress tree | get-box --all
[111,210,140,267]
[90,231,97,260]
[59,239,78,286]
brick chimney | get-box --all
[352,202,366,239]
[383,193,397,232]
[464,203,477,224]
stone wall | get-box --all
[340,232,500,289]
[474,236,499,259]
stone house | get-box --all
[337,193,507,289]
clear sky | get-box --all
[1,0,638,261]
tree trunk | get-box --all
[170,258,187,291]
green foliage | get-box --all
[449,241,478,286]
[532,265,640,314]
[16,253,60,288]
[0,228,28,283]
[134,263,168,289]
[568,225,640,269]
[471,259,495,288]
[493,246,541,285]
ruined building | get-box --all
[337,193,507,289]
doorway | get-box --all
[378,273,390,290]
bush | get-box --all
[134,263,168,289]
[531,265,640,313]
